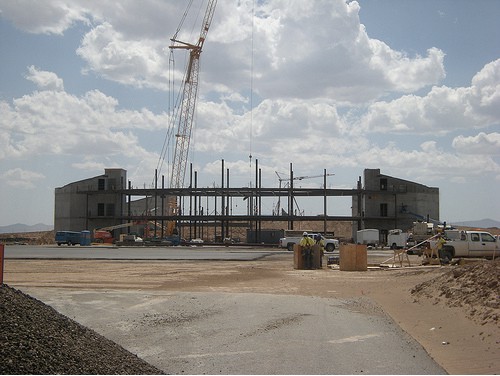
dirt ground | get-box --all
[4,254,500,375]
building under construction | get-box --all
[54,165,439,245]
[54,4,437,245]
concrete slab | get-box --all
[20,288,446,375]
[5,245,286,261]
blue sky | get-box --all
[0,0,499,227]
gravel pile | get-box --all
[0,285,164,374]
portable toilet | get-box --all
[80,230,91,246]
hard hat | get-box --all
[303,231,308,236]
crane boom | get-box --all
[169,0,217,189]
[273,171,335,216]
[276,172,335,182]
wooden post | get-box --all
[293,244,302,269]
[312,244,321,269]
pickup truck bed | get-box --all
[279,233,339,252]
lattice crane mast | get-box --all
[169,0,217,189]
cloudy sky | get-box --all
[1,0,499,227]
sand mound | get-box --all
[411,260,499,327]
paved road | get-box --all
[4,244,287,261]
[20,288,446,375]
[4,245,395,261]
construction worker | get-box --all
[299,232,315,269]
[315,233,325,267]
[436,233,447,264]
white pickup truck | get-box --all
[279,233,339,252]
[441,231,499,261]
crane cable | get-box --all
[249,0,255,174]
[173,0,194,41]
[155,0,196,184]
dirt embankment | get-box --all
[411,260,499,327]
[0,231,55,245]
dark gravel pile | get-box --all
[0,285,164,374]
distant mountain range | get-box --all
[0,223,53,234]
[449,218,500,228]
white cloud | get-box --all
[357,59,500,134]
[368,44,445,92]
[1,168,45,189]
[0,0,177,36]
[76,22,169,90]
[0,0,89,34]
[0,0,446,104]
[26,66,64,91]
[0,71,168,162]
[467,59,500,122]
[452,132,500,155]
[191,98,345,159]
[211,0,445,103]
[352,141,500,183]
[72,159,106,172]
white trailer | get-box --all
[387,229,408,249]
[356,229,379,246]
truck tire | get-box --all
[326,243,335,252]
[442,249,453,263]
[287,243,294,252]
[391,243,397,250]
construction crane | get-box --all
[274,171,335,215]
[154,0,216,240]
[169,0,217,189]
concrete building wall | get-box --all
[352,169,439,244]
[54,169,127,232]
